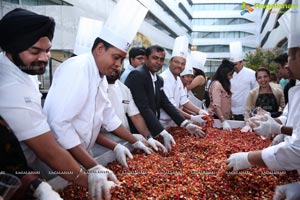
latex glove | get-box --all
[160,130,176,151]
[132,134,147,143]
[222,120,232,131]
[241,123,252,133]
[190,115,206,124]
[113,143,133,168]
[273,182,300,200]
[227,152,253,171]
[253,114,283,137]
[147,137,167,153]
[271,134,285,146]
[132,141,153,154]
[33,182,63,200]
[186,123,205,138]
[199,109,209,116]
[88,165,119,200]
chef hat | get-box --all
[73,17,103,55]
[191,51,207,71]
[229,41,243,62]
[180,53,194,76]
[171,35,189,59]
[288,0,300,48]
[278,12,290,35]
[98,0,148,53]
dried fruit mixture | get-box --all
[59,126,299,200]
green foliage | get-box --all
[244,48,281,73]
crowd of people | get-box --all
[1,0,300,199]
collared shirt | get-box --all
[107,80,139,130]
[0,53,50,164]
[43,53,121,153]
[120,64,135,83]
[160,68,189,122]
[262,82,300,170]
[231,66,258,115]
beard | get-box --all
[12,53,48,75]
[106,72,120,84]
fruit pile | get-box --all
[59,125,299,199]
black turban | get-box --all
[0,8,55,54]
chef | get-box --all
[160,36,207,130]
[43,0,150,199]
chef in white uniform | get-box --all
[44,0,151,199]
[227,2,300,198]
[230,41,258,121]
[159,36,207,130]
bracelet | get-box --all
[73,167,84,183]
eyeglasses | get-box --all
[172,60,185,66]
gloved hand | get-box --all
[190,115,206,124]
[227,152,253,171]
[132,134,147,144]
[160,130,176,151]
[199,109,209,116]
[88,165,119,200]
[271,134,285,146]
[241,123,252,133]
[273,182,300,200]
[147,137,167,153]
[222,120,232,131]
[186,123,205,138]
[132,141,153,154]
[253,114,283,137]
[113,143,133,168]
[33,182,63,200]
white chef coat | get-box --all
[120,64,135,83]
[231,66,258,115]
[0,53,50,164]
[107,80,139,130]
[43,53,121,153]
[262,82,300,170]
[159,68,189,125]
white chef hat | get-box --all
[229,41,243,62]
[180,53,194,76]
[171,35,189,59]
[98,0,148,53]
[191,51,207,71]
[288,0,300,48]
[73,17,103,55]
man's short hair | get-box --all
[145,45,165,58]
[91,37,114,52]
[274,53,288,66]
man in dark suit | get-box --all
[125,45,205,151]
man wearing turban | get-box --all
[0,8,91,199]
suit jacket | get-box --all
[125,65,185,136]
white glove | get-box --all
[147,137,167,153]
[271,134,285,146]
[113,143,133,168]
[222,120,232,131]
[254,114,283,137]
[132,141,153,154]
[160,130,176,151]
[132,134,147,143]
[273,182,300,200]
[33,182,63,200]
[199,109,209,115]
[241,124,252,133]
[190,115,206,124]
[186,123,205,138]
[88,165,119,200]
[227,152,253,171]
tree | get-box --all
[244,48,281,72]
